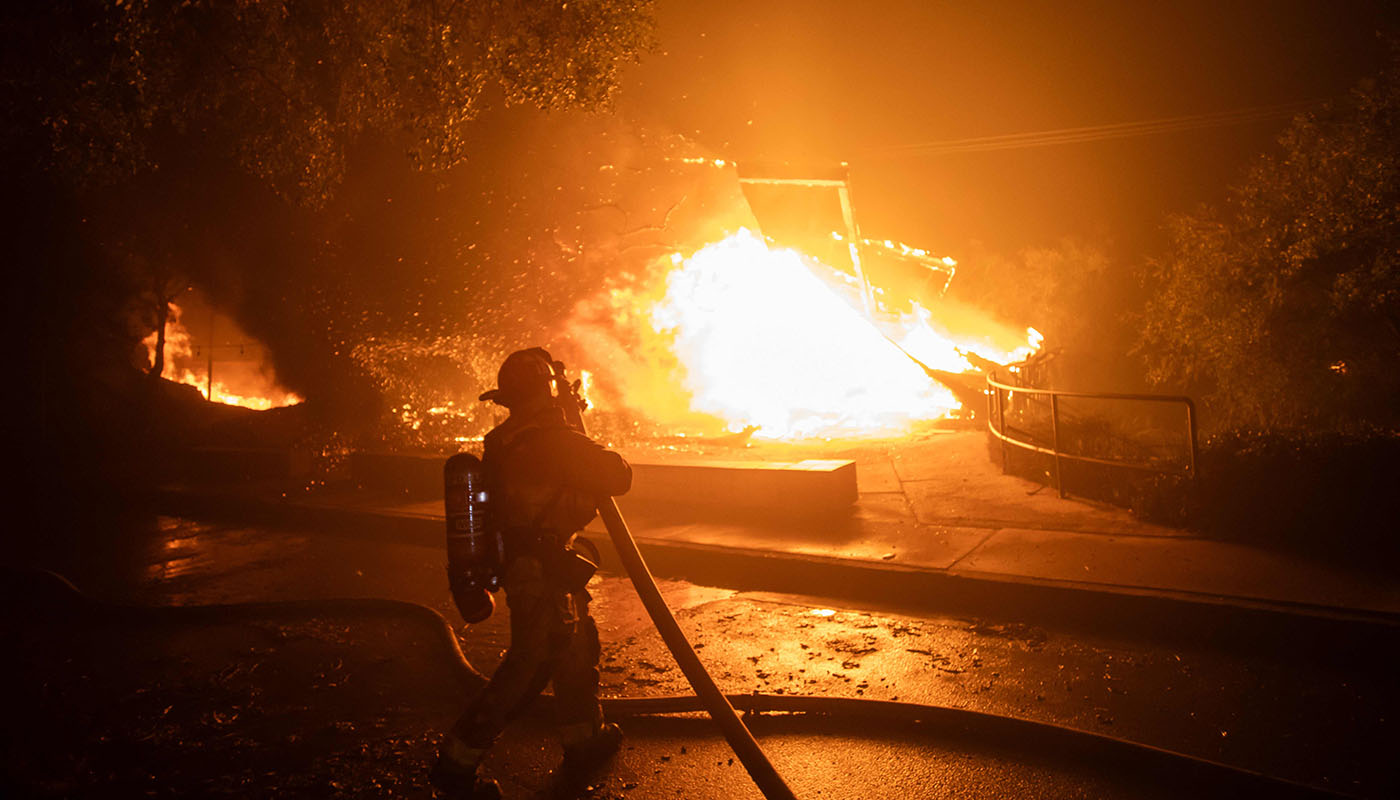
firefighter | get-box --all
[431,348,632,800]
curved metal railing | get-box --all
[985,373,1198,498]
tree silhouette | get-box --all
[5,0,655,202]
[1139,48,1400,429]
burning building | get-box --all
[562,159,1042,443]
[568,227,1040,441]
[297,119,1045,451]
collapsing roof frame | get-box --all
[734,161,957,316]
[735,161,874,316]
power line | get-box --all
[864,100,1324,158]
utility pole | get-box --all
[207,307,215,402]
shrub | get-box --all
[991,422,1400,565]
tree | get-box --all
[5,0,656,203]
[2,0,656,386]
[1138,50,1400,429]
[0,0,656,515]
[136,257,185,378]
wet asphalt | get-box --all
[12,512,1397,799]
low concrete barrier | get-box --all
[180,447,310,484]
[178,448,860,520]
[346,452,858,518]
[625,459,857,517]
[349,451,445,500]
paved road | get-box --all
[14,512,1396,798]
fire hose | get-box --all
[549,361,799,800]
[595,496,798,800]
[6,566,1348,799]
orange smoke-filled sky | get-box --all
[617,0,1397,256]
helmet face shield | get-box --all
[479,348,557,407]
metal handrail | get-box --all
[985,373,1198,499]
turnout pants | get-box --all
[443,555,603,768]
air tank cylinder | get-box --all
[444,452,502,621]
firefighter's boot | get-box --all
[430,737,501,800]
[429,760,500,800]
[561,721,623,773]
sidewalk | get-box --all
[158,431,1400,630]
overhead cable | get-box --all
[865,100,1324,158]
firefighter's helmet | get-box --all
[478,348,556,408]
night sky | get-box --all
[618,0,1399,257]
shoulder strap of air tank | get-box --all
[493,420,569,534]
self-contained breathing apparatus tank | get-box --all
[444,452,503,623]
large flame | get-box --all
[143,302,303,411]
[346,229,1038,446]
[604,229,1038,439]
